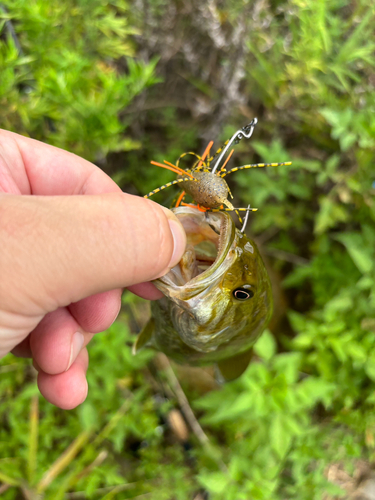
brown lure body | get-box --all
[179,170,231,209]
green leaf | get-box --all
[270,414,293,459]
[325,294,353,313]
[78,402,99,431]
[345,341,367,363]
[334,233,373,274]
[198,471,231,494]
[254,330,276,361]
[365,353,375,381]
[315,197,348,234]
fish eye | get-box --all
[233,287,254,301]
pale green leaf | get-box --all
[254,330,276,361]
[270,414,293,459]
[334,233,373,274]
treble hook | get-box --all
[240,205,252,233]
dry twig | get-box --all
[156,354,229,474]
[0,484,10,494]
[66,482,138,499]
[157,354,209,446]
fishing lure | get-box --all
[144,118,291,218]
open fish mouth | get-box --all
[155,207,236,300]
[154,207,240,353]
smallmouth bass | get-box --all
[133,206,272,381]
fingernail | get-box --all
[66,332,84,372]
[167,219,186,269]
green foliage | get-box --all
[195,338,341,500]
[0,0,158,160]
[0,318,200,499]
[2,0,375,499]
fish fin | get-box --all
[215,348,254,383]
[132,318,155,355]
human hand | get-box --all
[0,130,186,409]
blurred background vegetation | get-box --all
[1,0,375,498]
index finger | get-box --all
[0,129,120,195]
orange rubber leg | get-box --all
[197,204,209,212]
[180,202,209,212]
[175,191,186,207]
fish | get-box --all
[133,205,273,381]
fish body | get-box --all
[134,206,273,381]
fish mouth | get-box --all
[155,207,236,300]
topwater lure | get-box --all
[144,118,291,219]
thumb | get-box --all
[0,193,186,317]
